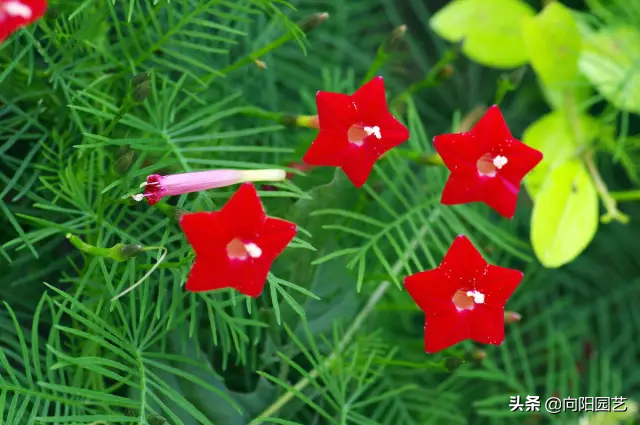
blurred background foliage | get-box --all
[1,0,639,424]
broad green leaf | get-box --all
[522,2,582,87]
[541,74,594,112]
[152,330,276,425]
[430,0,536,68]
[294,256,359,340]
[522,112,600,199]
[579,26,640,114]
[531,160,598,268]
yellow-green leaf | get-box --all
[541,74,593,111]
[522,112,600,199]
[430,0,536,69]
[522,2,581,87]
[579,26,640,114]
[531,160,598,268]
[580,399,638,424]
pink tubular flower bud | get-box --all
[504,311,522,325]
[133,169,286,205]
[295,115,320,129]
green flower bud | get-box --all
[382,25,407,54]
[114,145,134,174]
[133,80,151,102]
[444,357,463,372]
[132,72,148,86]
[297,12,329,34]
[147,414,168,425]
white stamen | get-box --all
[493,155,508,170]
[244,243,262,258]
[4,1,33,19]
[466,290,485,304]
[364,126,382,139]
[132,194,145,202]
[140,181,159,188]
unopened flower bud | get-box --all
[506,67,527,87]
[67,234,145,263]
[132,72,148,86]
[295,115,320,129]
[146,414,168,425]
[471,349,487,361]
[114,145,134,174]
[133,169,287,205]
[297,12,329,34]
[383,25,407,53]
[133,80,151,102]
[504,311,522,325]
[444,357,463,372]
[113,243,144,261]
[416,152,444,166]
[437,64,454,80]
[286,162,314,179]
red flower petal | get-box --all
[425,308,469,353]
[404,269,455,317]
[219,182,267,235]
[181,211,229,255]
[0,0,48,43]
[481,177,521,218]
[470,105,513,142]
[477,264,523,308]
[404,235,524,353]
[184,258,227,292]
[372,114,411,151]
[315,91,356,132]
[433,105,543,219]
[351,76,389,122]
[469,304,505,346]
[439,234,488,283]
[339,145,380,188]
[303,76,410,188]
[433,133,481,170]
[180,183,297,297]
[302,131,349,166]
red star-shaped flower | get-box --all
[179,183,297,297]
[404,235,524,353]
[0,0,47,43]
[433,105,543,219]
[302,76,410,188]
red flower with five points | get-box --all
[433,105,543,219]
[179,183,297,297]
[302,76,410,188]
[404,235,523,353]
[0,0,47,43]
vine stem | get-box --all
[563,90,628,224]
[250,219,435,424]
[582,150,629,224]
[610,190,640,202]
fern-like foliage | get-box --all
[1,0,640,424]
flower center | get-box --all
[347,124,381,146]
[226,238,262,260]
[476,154,508,177]
[1,1,33,19]
[452,289,485,311]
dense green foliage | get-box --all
[1,0,640,424]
